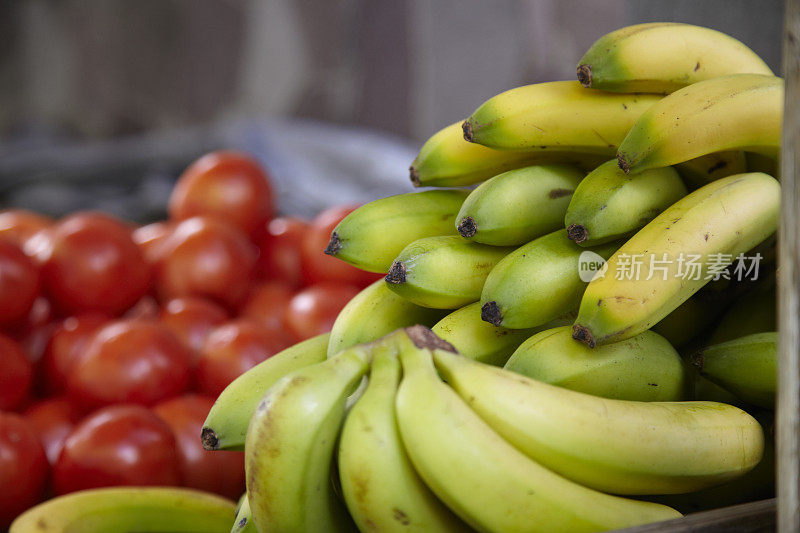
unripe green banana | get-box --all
[675,151,748,189]
[746,151,778,175]
[650,294,727,349]
[708,285,775,344]
[328,279,447,356]
[201,333,329,452]
[506,326,686,401]
[456,164,583,246]
[326,190,469,273]
[385,236,513,309]
[481,229,619,329]
[692,332,777,409]
[245,345,372,533]
[231,493,257,533]
[463,81,661,152]
[565,159,686,246]
[573,173,780,348]
[617,74,782,175]
[433,345,764,496]
[10,487,236,533]
[395,327,681,531]
[577,23,773,94]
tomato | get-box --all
[124,295,161,320]
[0,413,48,528]
[23,397,82,465]
[67,319,191,411]
[8,296,55,366]
[0,209,53,250]
[153,394,245,500]
[0,240,41,325]
[53,404,180,495]
[40,313,109,395]
[257,217,309,287]
[158,297,228,356]
[35,212,151,315]
[132,221,173,264]
[301,205,381,287]
[0,333,33,411]
[155,216,257,310]
[168,151,274,238]
[196,319,293,397]
[285,283,360,341]
[240,281,294,333]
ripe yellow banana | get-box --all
[395,327,681,531]
[675,151,748,189]
[617,74,783,175]
[463,81,661,152]
[10,487,236,533]
[577,23,773,94]
[232,493,257,533]
[573,173,780,347]
[326,190,469,273]
[433,346,764,496]
[202,333,329,451]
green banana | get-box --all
[10,487,236,533]
[708,285,775,344]
[338,340,466,532]
[202,333,329,451]
[651,294,727,349]
[456,164,584,246]
[385,236,513,309]
[565,159,686,246]
[463,81,661,152]
[480,229,619,329]
[328,279,447,356]
[573,173,780,348]
[692,332,777,409]
[617,74,782,175]
[395,327,681,531]
[245,345,371,533]
[577,23,773,94]
[433,345,764,496]
[505,326,686,401]
[746,151,778,175]
[231,494,257,533]
[326,190,469,273]
[675,151,749,189]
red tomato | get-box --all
[196,319,293,397]
[40,313,109,395]
[240,281,294,332]
[0,209,53,250]
[23,397,82,465]
[53,404,180,495]
[66,319,191,411]
[0,333,33,411]
[132,221,174,264]
[257,217,309,287]
[7,297,55,366]
[158,297,228,356]
[285,283,360,341]
[168,151,274,238]
[301,205,381,287]
[35,212,151,315]
[0,413,48,528]
[155,216,257,310]
[0,240,41,325]
[153,394,245,500]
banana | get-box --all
[577,23,773,94]
[480,229,619,329]
[395,326,681,531]
[326,190,469,273]
[231,493,257,533]
[433,345,764,496]
[573,173,780,348]
[565,159,686,246]
[385,236,513,309]
[675,151,748,189]
[245,344,372,533]
[462,81,661,152]
[617,74,782,175]
[202,333,330,451]
[650,293,727,349]
[456,164,584,246]
[708,285,775,344]
[328,279,447,356]
[505,326,686,401]
[9,487,236,533]
[338,340,466,532]
[691,332,777,409]
[746,151,778,175]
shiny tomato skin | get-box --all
[40,313,110,395]
[132,221,174,265]
[168,151,274,238]
[0,413,48,528]
[0,209,53,250]
[239,281,294,333]
[158,297,228,356]
[153,394,245,500]
[23,396,82,465]
[285,283,360,341]
[0,240,41,325]
[0,333,33,411]
[52,404,180,495]
[257,217,309,287]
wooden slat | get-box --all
[615,499,775,533]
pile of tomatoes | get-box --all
[0,151,379,527]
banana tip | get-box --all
[571,324,596,348]
[462,120,475,142]
[690,351,705,372]
[201,427,219,451]
[576,64,592,87]
[480,301,503,327]
[409,166,421,187]
[324,232,342,256]
[385,261,407,284]
[617,154,631,175]
[458,216,477,238]
[405,325,458,352]
[566,224,588,244]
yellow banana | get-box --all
[675,151,748,189]
[231,493,257,533]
